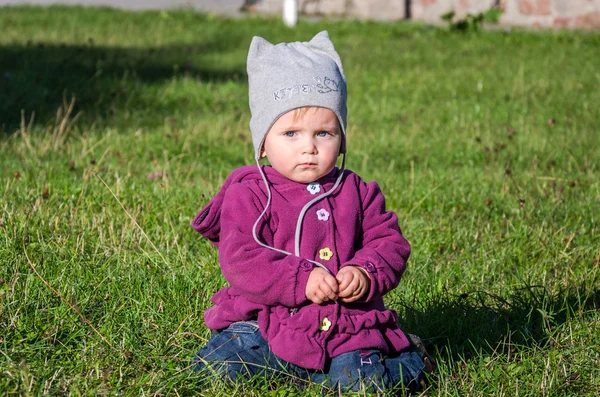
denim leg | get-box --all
[306,347,427,393]
[307,349,388,392]
[193,321,294,381]
[383,347,427,393]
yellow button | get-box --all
[319,247,333,261]
[319,317,331,331]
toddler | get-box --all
[192,31,432,393]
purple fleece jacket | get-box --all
[192,165,411,370]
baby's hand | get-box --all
[306,267,339,304]
[336,266,370,303]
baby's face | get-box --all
[262,107,342,184]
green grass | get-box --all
[1,5,599,395]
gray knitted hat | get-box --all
[247,31,347,160]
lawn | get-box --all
[1,5,599,396]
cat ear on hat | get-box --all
[308,31,333,50]
[308,31,345,76]
[247,36,275,68]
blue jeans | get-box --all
[193,321,427,393]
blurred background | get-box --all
[2,0,599,29]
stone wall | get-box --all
[255,0,600,29]
[258,0,406,20]
[413,0,600,29]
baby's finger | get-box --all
[340,295,360,303]
[336,271,352,291]
[324,274,339,294]
[307,294,321,304]
[338,277,359,298]
[310,289,327,304]
[320,283,338,301]
[344,281,369,302]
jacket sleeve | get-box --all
[341,179,411,302]
[217,182,312,307]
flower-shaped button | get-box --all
[319,247,333,261]
[319,317,331,331]
[316,208,330,221]
[307,183,321,195]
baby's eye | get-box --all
[316,131,330,137]
[284,131,296,137]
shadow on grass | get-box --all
[0,39,247,134]
[399,286,600,359]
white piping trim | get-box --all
[293,153,346,256]
[251,155,347,274]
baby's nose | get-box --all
[301,137,318,153]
